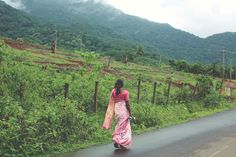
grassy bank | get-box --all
[0,40,235,157]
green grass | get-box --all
[1,40,236,157]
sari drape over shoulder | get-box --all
[102,93,115,129]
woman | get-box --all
[102,79,132,149]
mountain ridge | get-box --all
[1,0,236,63]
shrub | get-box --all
[195,76,214,98]
[203,90,223,108]
[132,103,162,129]
[185,102,204,113]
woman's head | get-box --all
[115,79,124,95]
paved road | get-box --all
[57,109,236,157]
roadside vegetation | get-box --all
[0,40,235,157]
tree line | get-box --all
[169,59,236,80]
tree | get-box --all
[136,45,144,56]
[232,66,236,80]
[124,51,136,63]
[190,63,205,74]
[168,59,176,67]
[175,60,190,72]
[196,76,214,98]
[208,63,220,77]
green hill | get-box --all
[206,32,236,52]
[0,0,85,49]
[1,0,236,63]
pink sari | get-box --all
[102,93,132,148]
[102,94,115,129]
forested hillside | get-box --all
[206,32,236,52]
[1,0,236,63]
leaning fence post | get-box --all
[166,81,171,104]
[64,83,69,100]
[137,79,141,104]
[152,81,157,104]
[94,81,99,112]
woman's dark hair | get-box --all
[115,79,124,96]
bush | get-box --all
[132,103,162,129]
[0,96,24,156]
[0,42,9,63]
[196,76,214,98]
[185,102,204,113]
[0,96,99,156]
[173,87,192,103]
[203,91,223,108]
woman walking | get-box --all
[102,79,132,149]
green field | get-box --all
[0,40,235,157]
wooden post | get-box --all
[166,81,171,104]
[193,83,198,95]
[137,79,141,104]
[152,81,157,104]
[107,57,111,69]
[64,83,69,100]
[51,30,58,53]
[180,83,183,103]
[94,81,99,112]
[51,40,55,53]
[124,55,128,64]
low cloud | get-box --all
[71,0,106,4]
[2,0,25,9]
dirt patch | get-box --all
[34,61,80,68]
[4,39,47,50]
[66,59,84,66]
[102,68,133,79]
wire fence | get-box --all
[58,79,221,113]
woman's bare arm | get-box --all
[125,101,132,116]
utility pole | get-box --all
[230,58,232,80]
[54,30,58,52]
[159,54,162,68]
[222,50,226,81]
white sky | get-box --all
[105,0,236,38]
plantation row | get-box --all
[0,42,235,156]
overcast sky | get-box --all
[3,0,236,38]
[105,0,236,38]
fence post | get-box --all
[180,83,183,103]
[137,79,141,104]
[64,83,69,100]
[193,83,198,95]
[166,81,171,104]
[152,81,157,104]
[94,81,99,112]
[107,57,111,69]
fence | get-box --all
[61,79,200,113]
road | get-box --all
[57,109,236,157]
